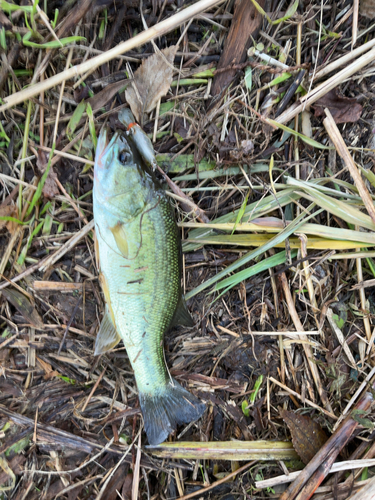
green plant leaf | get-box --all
[249,0,298,25]
[26,143,56,218]
[67,100,86,139]
[86,103,97,149]
[250,375,264,403]
[273,0,299,25]
[214,249,298,292]
[159,101,175,116]
[244,66,252,90]
[5,435,30,456]
[242,400,250,417]
[192,68,215,78]
[232,191,250,235]
[22,32,86,49]
[0,1,33,13]
[288,180,375,232]
[171,79,208,87]
[268,118,331,150]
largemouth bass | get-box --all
[93,113,205,445]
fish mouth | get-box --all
[95,129,119,170]
[95,129,133,170]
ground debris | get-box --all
[1,0,375,498]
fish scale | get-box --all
[93,121,205,445]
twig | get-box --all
[31,141,94,166]
[269,377,336,420]
[256,459,375,489]
[39,219,95,272]
[332,365,375,433]
[132,433,142,500]
[177,461,256,500]
[326,308,357,368]
[81,366,107,412]
[161,169,209,223]
[348,476,375,500]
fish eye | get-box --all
[119,151,131,164]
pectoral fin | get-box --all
[110,219,142,260]
[109,222,129,258]
[95,306,121,355]
[171,294,194,328]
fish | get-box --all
[93,113,205,445]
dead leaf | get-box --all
[122,471,133,500]
[87,79,129,111]
[313,89,363,124]
[281,409,328,465]
[101,463,128,500]
[37,150,59,199]
[125,45,177,124]
[36,356,53,377]
[2,289,44,329]
[0,379,23,398]
[0,205,18,234]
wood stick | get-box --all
[0,0,224,113]
[33,281,85,291]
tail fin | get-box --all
[139,380,205,446]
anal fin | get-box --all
[95,306,121,355]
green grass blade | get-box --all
[185,204,320,299]
[214,249,298,292]
[288,180,375,232]
[86,103,97,149]
[22,32,86,49]
[26,143,55,218]
[232,191,250,235]
[184,189,299,252]
[268,118,331,150]
[273,0,299,25]
[67,100,86,139]
[172,163,272,180]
